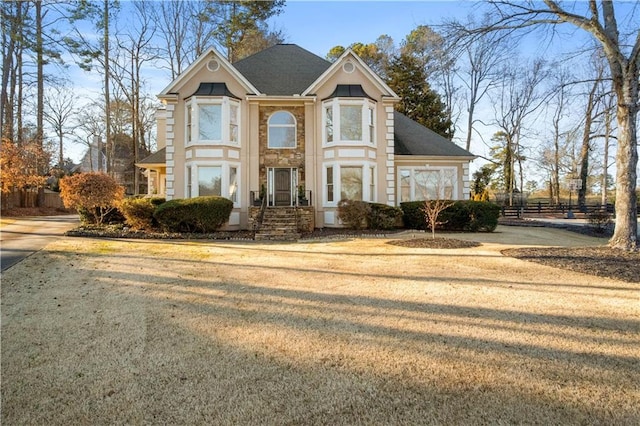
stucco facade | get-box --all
[141,44,474,230]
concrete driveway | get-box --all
[0,215,79,271]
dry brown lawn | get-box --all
[2,226,639,425]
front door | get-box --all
[274,168,291,206]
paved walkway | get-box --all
[0,215,79,271]
[526,217,640,236]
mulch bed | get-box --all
[503,246,640,283]
[388,237,481,249]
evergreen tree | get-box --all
[386,54,454,139]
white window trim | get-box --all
[267,111,297,149]
[397,166,458,202]
[185,161,241,208]
[322,99,376,147]
[323,161,377,207]
[185,96,241,148]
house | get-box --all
[138,44,474,231]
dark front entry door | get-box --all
[274,168,291,206]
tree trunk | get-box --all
[609,85,638,250]
[0,2,15,140]
[465,101,475,152]
[104,0,111,175]
[601,106,611,206]
[36,0,45,208]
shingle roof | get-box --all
[137,147,166,165]
[233,44,331,96]
[394,112,474,157]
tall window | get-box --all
[323,100,375,145]
[340,105,362,140]
[198,166,222,196]
[186,166,192,198]
[369,167,375,201]
[340,166,363,201]
[199,105,222,141]
[400,170,411,203]
[185,98,240,146]
[229,167,238,203]
[325,106,333,143]
[326,166,334,202]
[268,111,296,148]
[368,107,375,143]
[229,105,239,144]
[186,105,193,143]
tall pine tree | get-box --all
[386,53,454,140]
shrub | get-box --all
[337,199,371,229]
[587,209,613,234]
[119,197,165,230]
[59,172,125,225]
[438,201,467,231]
[465,201,500,232]
[400,200,500,232]
[153,196,233,233]
[368,203,403,230]
[400,201,428,230]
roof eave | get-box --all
[394,154,477,162]
[302,49,400,100]
[158,47,261,98]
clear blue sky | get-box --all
[270,1,474,58]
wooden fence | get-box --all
[1,189,64,210]
[500,202,614,218]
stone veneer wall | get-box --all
[248,207,315,233]
[258,106,306,186]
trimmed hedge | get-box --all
[153,196,233,233]
[337,200,403,230]
[337,199,370,230]
[119,197,165,230]
[369,202,403,230]
[400,200,500,232]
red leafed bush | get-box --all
[59,172,125,225]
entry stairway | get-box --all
[254,207,300,241]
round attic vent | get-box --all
[343,61,355,73]
[207,59,220,72]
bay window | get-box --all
[323,99,376,145]
[185,97,240,146]
[324,163,376,205]
[186,163,241,206]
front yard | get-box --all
[2,227,638,424]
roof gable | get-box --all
[233,44,332,96]
[158,47,259,98]
[302,49,398,99]
[394,112,474,158]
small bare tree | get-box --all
[416,168,455,239]
[423,198,455,239]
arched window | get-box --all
[268,111,296,148]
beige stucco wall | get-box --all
[158,48,471,230]
[309,56,397,227]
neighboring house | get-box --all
[76,141,107,174]
[138,44,474,230]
